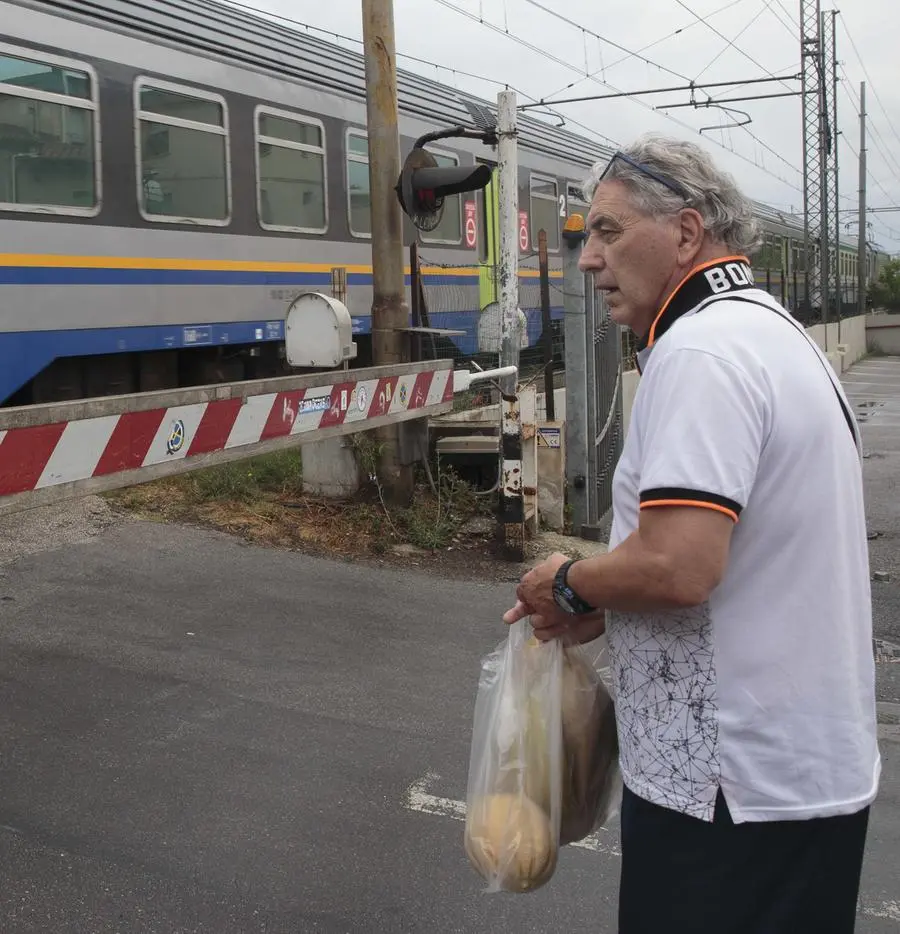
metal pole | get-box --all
[538,229,555,421]
[830,9,841,319]
[361,0,413,505]
[818,8,830,328]
[497,89,524,561]
[562,221,588,536]
[800,0,822,320]
[858,81,867,316]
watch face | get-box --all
[553,587,576,614]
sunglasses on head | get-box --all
[596,151,689,200]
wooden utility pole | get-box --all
[361,0,413,505]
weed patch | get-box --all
[106,443,492,559]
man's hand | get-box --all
[506,551,569,620]
[503,552,573,641]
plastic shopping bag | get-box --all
[464,618,620,894]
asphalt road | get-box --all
[844,356,900,703]
[0,514,897,933]
[0,355,897,933]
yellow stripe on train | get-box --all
[0,254,561,278]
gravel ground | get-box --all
[0,495,121,569]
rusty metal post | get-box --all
[361,0,413,504]
[538,229,555,421]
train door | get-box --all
[477,158,500,311]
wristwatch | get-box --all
[552,559,596,615]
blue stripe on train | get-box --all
[0,307,563,403]
[0,267,482,287]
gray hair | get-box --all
[583,134,763,256]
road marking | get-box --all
[403,771,621,856]
[405,773,898,922]
[861,900,900,922]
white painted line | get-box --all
[403,772,621,856]
[861,900,900,922]
[406,772,467,820]
[405,773,899,922]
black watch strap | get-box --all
[553,559,595,615]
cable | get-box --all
[841,133,895,207]
[707,59,800,101]
[519,0,693,85]
[217,0,622,151]
[433,0,803,191]
[771,0,799,28]
[838,12,900,153]
[768,0,799,35]
[837,70,900,192]
[673,0,796,94]
[693,0,781,82]
[607,0,747,70]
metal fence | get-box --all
[414,254,565,412]
[584,275,624,527]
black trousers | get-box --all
[618,784,870,934]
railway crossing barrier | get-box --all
[0,356,518,518]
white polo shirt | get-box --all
[607,256,882,823]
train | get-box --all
[0,0,890,407]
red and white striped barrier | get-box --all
[0,363,454,510]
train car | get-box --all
[1,0,608,406]
[0,0,889,407]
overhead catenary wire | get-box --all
[513,0,804,180]
[542,0,746,102]
[836,70,900,198]
[766,0,799,37]
[218,0,625,149]
[432,0,804,192]
[838,12,900,153]
[692,0,783,82]
[673,0,797,94]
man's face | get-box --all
[579,179,684,337]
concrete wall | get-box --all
[434,315,880,455]
[840,315,868,368]
[867,314,900,355]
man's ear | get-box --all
[676,208,706,265]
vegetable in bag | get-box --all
[464,619,619,894]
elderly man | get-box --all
[505,136,880,933]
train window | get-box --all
[771,236,783,268]
[0,46,100,215]
[135,78,230,225]
[420,150,462,245]
[346,130,371,238]
[255,107,327,234]
[566,181,590,218]
[530,174,560,251]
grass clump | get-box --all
[186,449,304,503]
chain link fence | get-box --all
[414,254,565,413]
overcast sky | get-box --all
[233,0,900,254]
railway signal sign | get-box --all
[464,201,477,248]
[518,210,530,252]
[396,147,492,232]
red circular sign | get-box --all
[465,217,477,248]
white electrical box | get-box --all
[285,292,358,368]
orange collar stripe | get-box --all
[647,254,751,348]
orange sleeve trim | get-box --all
[647,254,751,347]
[640,499,740,523]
